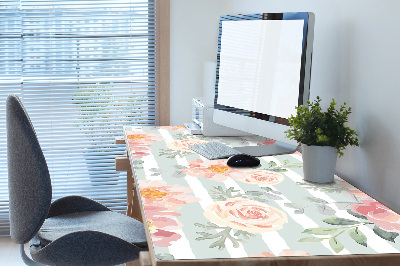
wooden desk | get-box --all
[119,126,400,266]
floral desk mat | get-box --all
[123,126,400,261]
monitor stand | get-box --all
[233,141,298,157]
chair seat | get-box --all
[37,211,147,248]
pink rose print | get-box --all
[145,205,182,231]
[233,170,284,186]
[250,251,275,257]
[166,139,207,152]
[251,249,310,257]
[126,131,163,158]
[260,139,276,146]
[338,180,370,198]
[151,229,182,247]
[279,249,311,256]
[348,189,370,199]
[139,180,200,211]
[204,198,288,233]
[182,159,246,182]
[138,180,200,247]
[160,126,187,132]
[129,145,151,158]
[351,200,400,233]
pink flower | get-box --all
[151,229,182,247]
[144,205,182,232]
[351,200,400,232]
[129,145,151,158]
[182,159,246,182]
[337,180,370,198]
[204,198,288,233]
[139,180,200,211]
[166,139,207,152]
[348,189,370,199]
[160,126,187,132]
[337,180,356,189]
[233,170,284,186]
[251,249,310,257]
[126,132,163,145]
[145,205,184,247]
[279,249,311,256]
[138,181,200,247]
[250,252,275,257]
[260,139,276,146]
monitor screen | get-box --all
[217,19,304,118]
[213,13,314,156]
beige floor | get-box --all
[0,236,140,266]
[0,237,26,266]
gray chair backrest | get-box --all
[7,94,52,244]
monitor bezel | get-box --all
[213,12,314,125]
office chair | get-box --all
[6,94,148,265]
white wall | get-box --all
[170,0,228,124]
[170,0,400,212]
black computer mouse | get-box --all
[227,154,260,167]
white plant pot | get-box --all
[301,144,338,183]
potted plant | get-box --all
[285,96,359,183]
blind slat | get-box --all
[0,0,158,236]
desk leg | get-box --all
[127,169,134,217]
[124,252,152,266]
[127,169,143,222]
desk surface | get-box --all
[123,126,400,264]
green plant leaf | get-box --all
[298,237,324,242]
[329,237,344,253]
[303,228,339,235]
[348,227,367,247]
[285,97,359,157]
[323,217,360,225]
[373,226,399,242]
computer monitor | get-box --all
[213,12,315,156]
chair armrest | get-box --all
[47,196,110,218]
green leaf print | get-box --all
[298,237,324,242]
[347,209,368,220]
[329,237,344,253]
[373,226,399,243]
[155,253,175,260]
[195,223,255,250]
[284,203,303,210]
[323,217,360,225]
[316,204,336,216]
[348,227,367,247]
[303,228,339,235]
[304,196,328,204]
[297,182,349,194]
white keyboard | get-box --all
[188,142,242,160]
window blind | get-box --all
[0,0,159,236]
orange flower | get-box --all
[182,159,246,182]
